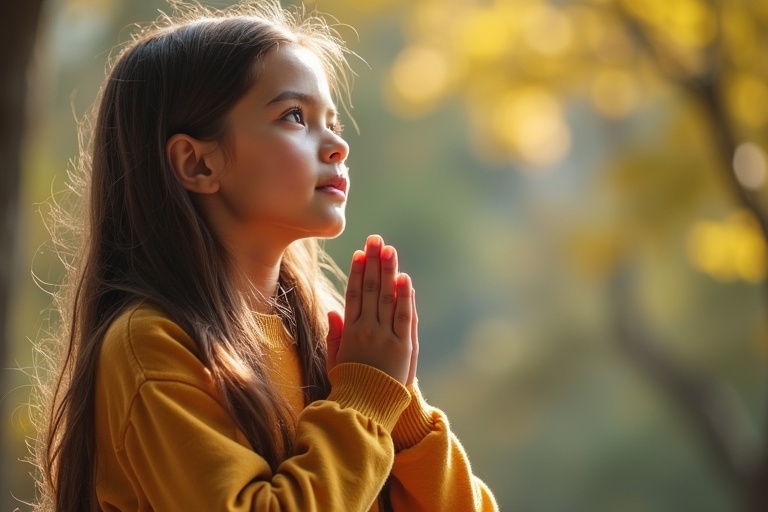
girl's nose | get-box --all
[321,133,349,164]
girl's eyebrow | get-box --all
[266,90,339,117]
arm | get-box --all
[96,305,412,512]
[117,364,409,512]
[387,382,499,511]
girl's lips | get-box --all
[315,174,348,195]
[316,185,347,201]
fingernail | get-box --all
[367,235,382,251]
[381,245,395,261]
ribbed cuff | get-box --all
[391,380,434,451]
[327,363,411,433]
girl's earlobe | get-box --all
[166,133,223,194]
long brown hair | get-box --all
[33,2,353,510]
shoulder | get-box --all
[96,304,228,457]
[100,302,212,386]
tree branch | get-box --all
[610,267,762,489]
[613,1,768,263]
[611,3,768,503]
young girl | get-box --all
[36,1,498,510]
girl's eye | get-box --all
[282,107,304,125]
[281,106,343,135]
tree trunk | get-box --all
[0,0,46,507]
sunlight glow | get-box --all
[389,45,450,111]
[623,0,717,49]
[666,0,717,48]
[522,4,573,57]
[591,68,641,118]
[728,74,768,128]
[733,142,767,190]
[493,88,571,167]
[687,211,767,282]
[454,7,513,61]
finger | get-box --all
[326,310,344,374]
[361,235,383,319]
[392,273,413,341]
[407,288,419,387]
[344,250,366,324]
[378,245,398,328]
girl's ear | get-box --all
[166,134,225,194]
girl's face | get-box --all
[205,43,350,250]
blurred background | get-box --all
[2,0,768,510]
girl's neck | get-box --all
[229,245,285,315]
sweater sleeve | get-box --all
[386,381,499,511]
[95,306,412,512]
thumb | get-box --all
[326,310,344,373]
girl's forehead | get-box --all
[252,44,335,105]
[264,44,327,80]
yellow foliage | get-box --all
[620,0,667,23]
[408,1,455,42]
[303,0,403,13]
[686,210,767,283]
[521,3,573,57]
[567,5,608,55]
[591,67,641,118]
[386,0,767,170]
[386,45,452,115]
[566,229,626,279]
[622,0,717,49]
[593,18,637,65]
[453,7,515,61]
[492,87,571,167]
[721,4,760,66]
[726,73,768,129]
[618,0,716,75]
[665,0,717,49]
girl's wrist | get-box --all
[391,380,434,451]
[327,362,411,433]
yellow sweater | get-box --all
[94,304,498,511]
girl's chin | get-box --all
[318,220,346,240]
[298,217,346,240]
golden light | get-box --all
[686,211,767,283]
[722,6,759,66]
[593,19,636,65]
[622,0,716,49]
[410,1,451,39]
[493,87,571,167]
[521,3,573,57]
[664,0,718,49]
[621,0,668,24]
[727,73,768,128]
[387,45,450,114]
[567,5,607,54]
[733,142,768,190]
[453,7,513,61]
[591,68,641,119]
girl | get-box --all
[35,1,498,511]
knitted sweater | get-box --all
[94,303,498,511]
